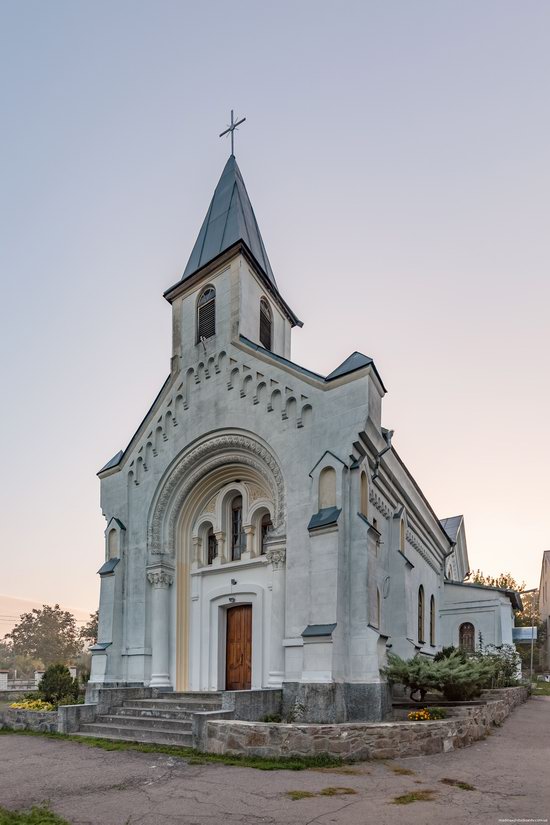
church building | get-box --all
[90,149,518,722]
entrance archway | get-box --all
[147,432,285,690]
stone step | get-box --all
[158,691,222,700]
[127,699,222,712]
[116,705,198,721]
[97,714,192,732]
[78,723,193,747]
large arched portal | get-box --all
[147,433,286,691]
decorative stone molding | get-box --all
[246,483,269,503]
[146,568,174,588]
[369,489,392,519]
[406,528,440,573]
[266,546,286,570]
[148,435,285,556]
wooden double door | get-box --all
[226,604,252,690]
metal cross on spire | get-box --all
[219,109,246,156]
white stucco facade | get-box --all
[89,155,519,720]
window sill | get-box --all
[191,556,268,576]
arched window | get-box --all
[430,595,435,646]
[376,588,381,629]
[231,495,245,561]
[259,297,272,350]
[360,472,369,516]
[319,466,336,509]
[459,622,475,653]
[400,519,405,551]
[260,512,272,554]
[207,527,217,565]
[418,586,425,644]
[197,286,216,341]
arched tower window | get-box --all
[360,471,369,516]
[459,622,475,653]
[259,297,272,350]
[197,286,216,341]
[260,512,272,554]
[107,529,119,560]
[430,595,435,646]
[319,467,336,509]
[207,527,217,565]
[376,588,381,629]
[231,495,245,561]
[418,585,425,644]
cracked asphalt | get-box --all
[0,697,548,824]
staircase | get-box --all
[77,692,223,747]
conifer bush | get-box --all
[384,647,518,702]
[38,664,79,705]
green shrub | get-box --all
[384,649,510,702]
[38,665,79,705]
[479,645,520,688]
[435,651,494,701]
[383,653,440,701]
[434,646,467,663]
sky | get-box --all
[0,0,549,613]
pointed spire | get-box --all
[182,155,276,285]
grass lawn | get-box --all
[0,727,341,771]
[0,805,70,824]
[531,681,550,696]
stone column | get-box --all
[191,536,202,570]
[242,524,255,561]
[147,565,174,689]
[213,530,226,564]
[266,540,286,687]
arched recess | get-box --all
[147,432,285,689]
[459,621,475,653]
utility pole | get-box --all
[522,588,538,684]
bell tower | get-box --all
[163,140,301,369]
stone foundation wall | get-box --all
[0,708,58,733]
[282,682,391,723]
[204,686,529,760]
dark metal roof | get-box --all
[302,623,337,638]
[307,506,342,531]
[439,515,463,542]
[98,451,123,474]
[325,352,374,381]
[182,155,276,286]
[97,558,120,576]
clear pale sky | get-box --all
[1,1,549,612]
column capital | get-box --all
[147,565,174,589]
[265,546,286,570]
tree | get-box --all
[4,604,82,667]
[514,590,540,627]
[470,570,539,625]
[470,570,526,591]
[79,610,99,646]
[0,640,15,671]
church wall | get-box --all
[440,583,514,650]
[237,260,291,358]
[96,246,456,696]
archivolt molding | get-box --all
[148,435,285,556]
